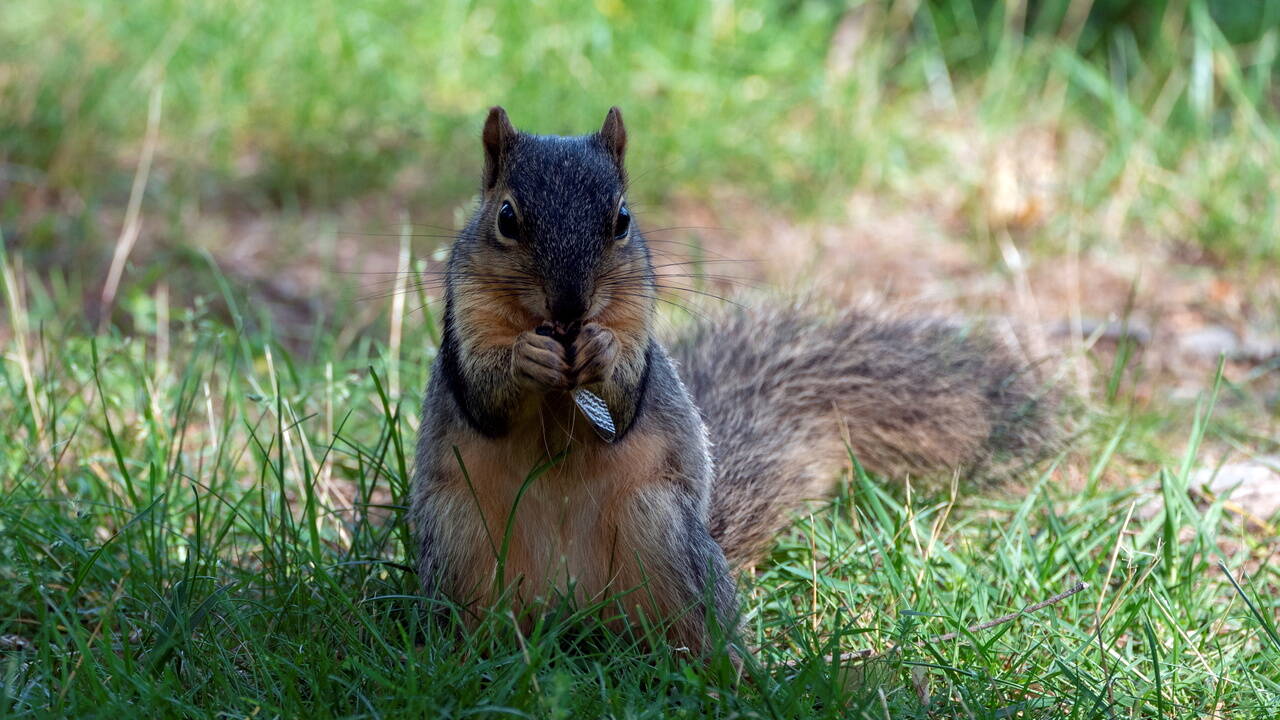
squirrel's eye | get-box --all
[613,205,631,240]
[496,200,519,241]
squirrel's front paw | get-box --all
[570,323,619,387]
[513,331,571,391]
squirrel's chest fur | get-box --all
[425,415,681,611]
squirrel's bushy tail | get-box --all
[669,305,1060,567]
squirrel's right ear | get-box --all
[598,106,627,170]
[482,106,517,190]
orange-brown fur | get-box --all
[427,421,672,615]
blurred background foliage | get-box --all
[3,1,1278,264]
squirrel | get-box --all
[410,106,1059,653]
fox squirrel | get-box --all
[411,107,1059,652]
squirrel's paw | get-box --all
[513,331,572,391]
[571,323,619,387]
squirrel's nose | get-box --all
[548,293,588,327]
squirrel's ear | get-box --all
[598,106,627,169]
[482,106,516,190]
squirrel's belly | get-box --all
[506,482,618,605]
[439,430,673,613]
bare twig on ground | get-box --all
[99,84,163,332]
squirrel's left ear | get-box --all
[482,106,517,190]
[598,106,627,169]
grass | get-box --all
[2,244,1278,718]
[2,0,1280,717]
[4,1,1280,267]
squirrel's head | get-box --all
[451,106,652,334]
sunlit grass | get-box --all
[2,240,1279,717]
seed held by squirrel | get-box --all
[410,106,1062,655]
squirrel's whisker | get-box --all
[336,231,465,241]
[603,271,756,286]
[600,289,713,320]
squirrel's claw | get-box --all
[512,331,572,391]
[570,323,619,387]
[512,324,618,392]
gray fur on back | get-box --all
[668,304,1059,566]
